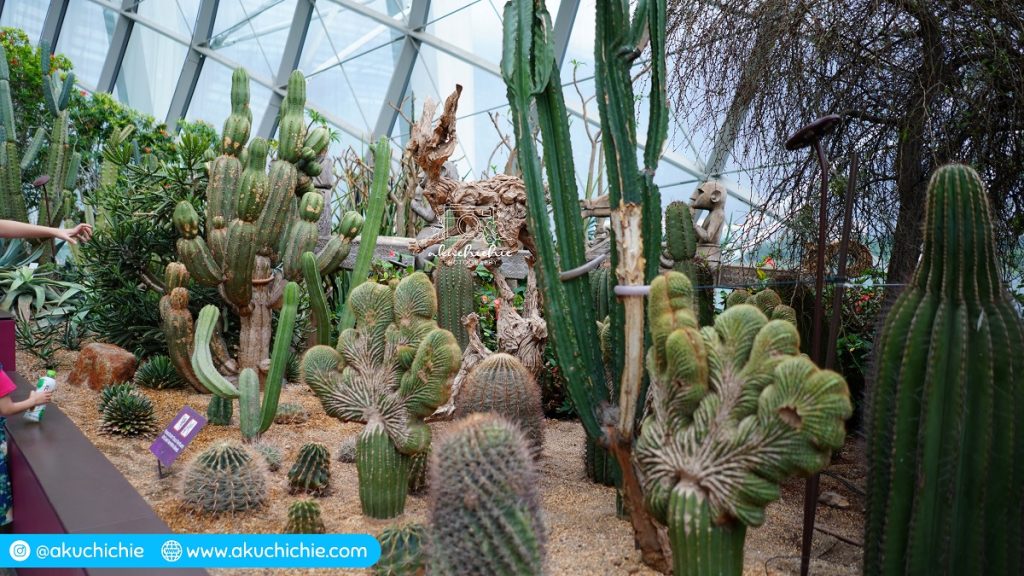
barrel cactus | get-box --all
[453,353,544,458]
[206,395,233,426]
[288,442,331,496]
[134,355,187,390]
[428,413,545,576]
[284,499,326,534]
[252,441,282,472]
[376,523,427,576]
[273,402,309,425]
[182,442,267,514]
[302,272,461,519]
[864,164,1024,576]
[635,271,851,576]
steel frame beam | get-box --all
[40,0,71,51]
[256,0,315,138]
[372,0,430,140]
[552,0,580,67]
[165,0,220,129]
[96,0,137,94]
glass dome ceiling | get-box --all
[1,0,763,219]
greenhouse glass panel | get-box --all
[55,0,117,90]
[0,0,46,44]
[114,27,188,120]
[185,59,273,131]
[136,0,202,39]
[300,2,397,76]
[209,0,297,80]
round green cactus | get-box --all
[284,499,325,534]
[453,353,544,458]
[182,442,267,514]
[288,443,331,496]
[375,523,427,576]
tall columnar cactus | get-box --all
[453,353,544,458]
[0,44,30,222]
[167,67,363,396]
[38,41,79,259]
[664,201,714,325]
[191,282,300,441]
[284,500,326,534]
[182,442,267,514]
[635,271,851,576]
[301,272,461,519]
[428,413,545,576]
[434,235,476,350]
[864,164,1024,576]
[288,442,331,496]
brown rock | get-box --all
[68,343,138,391]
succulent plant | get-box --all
[134,355,187,390]
[285,348,302,384]
[428,413,545,576]
[453,353,544,458]
[273,402,308,425]
[725,287,796,325]
[252,441,282,472]
[375,523,428,576]
[337,436,357,463]
[284,499,325,534]
[407,449,429,495]
[98,382,137,413]
[288,443,331,496]
[100,389,156,437]
[206,395,233,426]
[635,271,851,576]
[302,272,461,518]
[864,165,1024,576]
[182,442,267,514]
[434,222,476,351]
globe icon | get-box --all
[161,540,183,563]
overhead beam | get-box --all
[96,0,137,94]
[40,0,70,51]
[165,0,220,129]
[372,0,430,140]
[257,0,315,138]
[552,0,580,67]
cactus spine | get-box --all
[284,500,325,534]
[428,414,545,576]
[453,353,544,458]
[864,164,1024,576]
[288,443,331,496]
[635,272,851,576]
[182,442,267,514]
[302,272,461,518]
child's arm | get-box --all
[0,389,52,416]
[0,220,93,244]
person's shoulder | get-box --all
[0,369,17,398]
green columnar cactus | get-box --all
[434,215,476,350]
[302,272,461,518]
[864,164,1024,576]
[191,282,300,441]
[288,443,331,496]
[284,500,326,534]
[207,395,233,426]
[428,413,545,576]
[585,267,619,485]
[301,251,331,346]
[167,67,362,399]
[0,44,29,222]
[38,42,79,260]
[182,442,267,514]
[134,355,187,390]
[453,353,544,458]
[664,201,715,325]
[635,271,851,576]
[375,523,427,576]
[407,449,429,495]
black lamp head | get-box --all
[785,114,842,151]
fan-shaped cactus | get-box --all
[273,402,309,425]
[453,353,544,458]
[101,389,156,437]
[182,442,267,514]
[207,395,233,426]
[288,443,331,496]
[98,382,136,413]
[302,272,461,518]
[375,523,427,576]
[284,499,325,534]
[635,271,851,576]
[864,165,1024,576]
[135,355,187,390]
[428,413,545,576]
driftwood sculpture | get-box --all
[407,85,535,265]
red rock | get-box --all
[68,343,138,391]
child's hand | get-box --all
[30,389,53,406]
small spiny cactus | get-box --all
[726,287,796,325]
[338,436,357,463]
[207,395,233,426]
[284,499,326,534]
[407,450,429,495]
[100,387,156,437]
[134,355,187,389]
[288,443,331,496]
[252,441,282,472]
[375,523,428,576]
[182,442,267,514]
[274,402,309,425]
[453,353,544,458]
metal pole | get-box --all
[825,152,859,370]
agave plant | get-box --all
[0,265,84,324]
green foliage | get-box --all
[375,523,427,576]
[100,386,156,437]
[0,265,84,325]
[14,318,59,370]
[182,442,267,514]
[0,29,72,144]
[134,355,187,390]
[284,499,325,534]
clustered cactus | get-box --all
[288,442,331,496]
[635,271,851,576]
[100,384,156,437]
[726,287,796,324]
[427,413,545,576]
[134,355,187,390]
[453,353,544,458]
[182,442,267,514]
[375,523,428,576]
[864,164,1024,576]
[302,272,460,518]
[284,499,325,534]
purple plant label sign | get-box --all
[149,406,208,468]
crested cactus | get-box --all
[288,443,331,496]
[864,164,1024,576]
[182,442,267,514]
[166,67,363,406]
[635,271,852,576]
[726,287,796,325]
[375,523,427,576]
[428,413,545,576]
[453,353,544,458]
[135,355,187,390]
[284,499,326,534]
[207,395,233,426]
[302,272,461,518]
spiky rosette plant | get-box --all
[284,499,326,534]
[302,272,461,519]
[375,523,428,576]
[428,413,545,576]
[135,355,187,390]
[98,382,136,413]
[288,443,331,496]
[182,442,267,514]
[101,388,156,437]
[635,271,852,576]
[864,164,1024,576]
[453,353,544,458]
